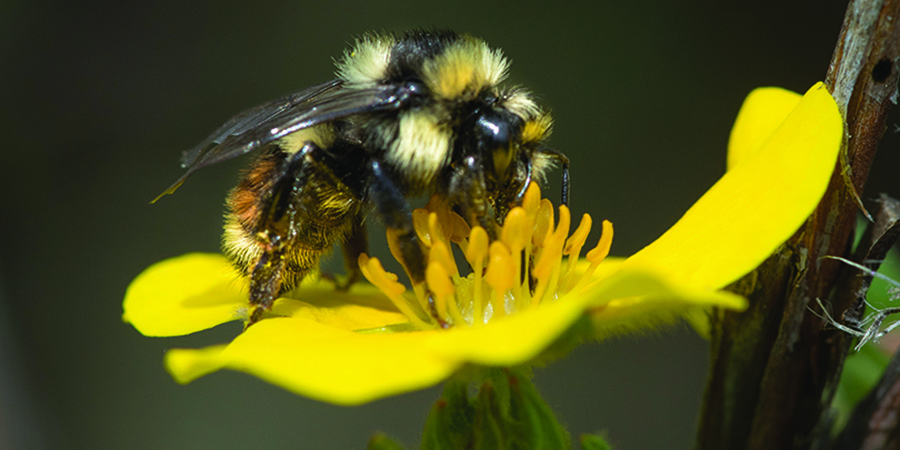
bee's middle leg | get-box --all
[338,218,368,289]
[366,161,426,284]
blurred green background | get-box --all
[2,1,898,448]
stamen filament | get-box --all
[466,227,490,325]
[560,213,592,292]
[502,207,528,309]
[358,255,432,329]
[485,241,513,317]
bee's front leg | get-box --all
[448,155,499,237]
[535,148,570,206]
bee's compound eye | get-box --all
[476,114,512,147]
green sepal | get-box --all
[421,378,475,450]
[506,370,570,449]
[367,432,407,450]
[473,378,508,449]
[422,368,571,449]
[580,432,613,450]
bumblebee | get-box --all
[157,30,569,325]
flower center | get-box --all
[359,184,613,329]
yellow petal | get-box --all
[165,318,456,405]
[588,288,745,336]
[270,283,410,331]
[727,87,802,171]
[429,266,745,366]
[161,259,747,404]
[579,261,746,336]
[166,345,228,383]
[622,82,841,290]
[124,253,407,336]
[123,253,246,336]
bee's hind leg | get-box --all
[235,144,321,327]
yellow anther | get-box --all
[485,242,514,290]
[554,205,572,241]
[358,254,406,298]
[564,214,592,256]
[522,183,541,218]
[532,199,555,247]
[427,212,446,246]
[465,226,490,266]
[566,220,615,295]
[429,239,459,277]
[412,209,432,247]
[501,207,529,252]
[586,220,614,264]
[426,263,455,299]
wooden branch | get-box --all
[696,0,900,448]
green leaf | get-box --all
[833,341,891,431]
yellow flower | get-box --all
[123,82,841,405]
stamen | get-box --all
[358,254,431,329]
[560,214,592,292]
[465,226,490,325]
[485,241,514,317]
[532,199,555,248]
[501,207,529,307]
[426,263,465,325]
[429,232,460,278]
[533,206,570,307]
[570,220,614,294]
[386,229,431,316]
[413,209,433,247]
[522,183,541,217]
[501,207,529,252]
[359,184,614,330]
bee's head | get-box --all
[469,104,524,184]
[453,96,550,223]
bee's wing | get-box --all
[154,80,409,201]
[177,80,342,170]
